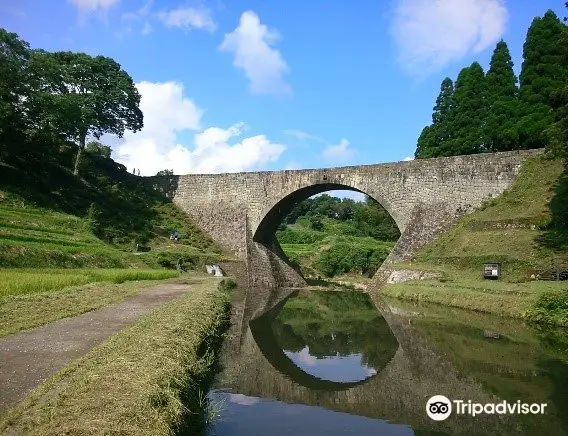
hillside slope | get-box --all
[381,156,568,325]
[0,146,224,270]
[391,156,568,280]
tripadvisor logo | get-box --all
[426,395,452,421]
[426,395,547,421]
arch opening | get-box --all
[252,183,401,283]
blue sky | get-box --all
[1,0,564,182]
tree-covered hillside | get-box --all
[415,9,568,159]
[0,29,223,270]
[276,194,400,278]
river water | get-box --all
[205,287,568,435]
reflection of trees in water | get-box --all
[399,300,568,435]
[272,291,399,371]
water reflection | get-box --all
[207,389,414,436]
[270,290,398,384]
[209,287,568,436]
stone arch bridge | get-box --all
[152,149,540,287]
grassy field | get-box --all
[1,277,234,435]
[0,278,185,337]
[0,268,179,298]
[380,156,568,325]
[400,156,568,279]
[381,279,567,321]
[0,190,225,269]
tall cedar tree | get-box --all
[518,10,568,149]
[445,62,487,155]
[415,77,454,158]
[28,51,143,175]
[485,40,520,152]
[546,4,568,158]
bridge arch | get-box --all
[253,182,400,245]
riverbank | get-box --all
[1,276,233,435]
[379,276,568,326]
[376,155,568,326]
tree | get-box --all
[0,29,31,139]
[156,169,174,176]
[85,140,111,159]
[444,62,487,155]
[415,125,436,159]
[484,40,520,151]
[547,3,568,158]
[28,51,143,175]
[517,10,568,149]
[415,78,454,158]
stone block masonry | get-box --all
[150,149,543,287]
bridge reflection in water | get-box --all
[207,286,566,436]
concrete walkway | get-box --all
[0,283,190,414]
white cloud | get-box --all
[391,0,508,76]
[158,6,216,32]
[112,81,285,175]
[68,0,118,11]
[282,130,324,143]
[322,138,356,162]
[403,156,413,161]
[121,2,214,35]
[219,11,291,96]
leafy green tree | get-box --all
[445,62,487,155]
[28,51,143,175]
[0,29,30,139]
[333,198,356,220]
[415,78,454,158]
[309,216,324,230]
[485,40,520,151]
[517,10,568,149]
[85,140,111,159]
[156,169,174,176]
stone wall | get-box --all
[155,149,542,286]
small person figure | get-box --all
[137,169,141,176]
[133,168,136,174]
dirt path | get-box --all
[0,283,191,414]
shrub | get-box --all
[525,289,568,326]
[218,278,237,292]
[276,229,324,244]
[316,242,389,277]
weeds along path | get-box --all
[0,282,191,413]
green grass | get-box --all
[0,189,224,269]
[379,156,568,325]
[404,156,568,280]
[381,279,567,320]
[0,268,180,298]
[0,146,226,270]
[0,277,233,435]
[0,278,181,337]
